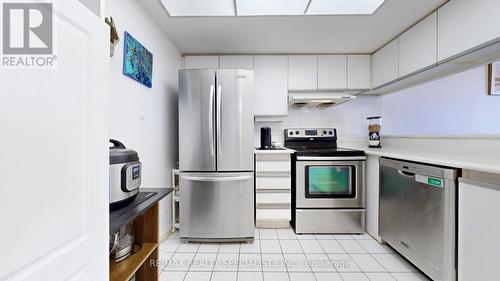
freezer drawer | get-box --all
[179,172,254,242]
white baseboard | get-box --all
[160,224,176,242]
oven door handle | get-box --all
[296,156,367,161]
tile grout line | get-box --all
[208,242,221,281]
[359,242,395,276]
[343,239,382,281]
[353,238,422,279]
[161,237,181,273]
[180,241,198,281]
[314,234,345,281]
[258,228,264,281]
[280,228,294,281]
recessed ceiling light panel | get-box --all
[161,0,235,16]
[307,0,385,15]
[237,0,309,16]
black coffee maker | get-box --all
[260,127,272,150]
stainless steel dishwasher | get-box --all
[380,157,458,281]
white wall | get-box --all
[107,0,181,237]
[381,66,500,136]
[254,96,381,147]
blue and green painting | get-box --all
[123,31,153,88]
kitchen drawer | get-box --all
[256,161,291,172]
[256,192,291,205]
[256,153,290,162]
[256,177,291,190]
[256,208,291,221]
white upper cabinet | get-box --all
[184,55,219,69]
[371,39,399,88]
[254,56,288,117]
[438,0,500,62]
[347,55,371,89]
[318,55,347,90]
[219,55,254,69]
[288,55,318,91]
[399,12,437,77]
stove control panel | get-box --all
[286,128,336,138]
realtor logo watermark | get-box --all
[1,1,57,68]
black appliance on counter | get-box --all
[284,128,366,234]
[260,127,272,150]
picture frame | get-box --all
[123,31,153,88]
[487,62,500,95]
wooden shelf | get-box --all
[110,243,157,281]
[109,190,171,281]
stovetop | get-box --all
[286,146,365,157]
[284,128,365,157]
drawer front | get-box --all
[256,154,290,162]
[256,161,291,172]
[256,177,291,190]
[256,192,291,205]
[256,208,291,221]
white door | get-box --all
[0,0,108,280]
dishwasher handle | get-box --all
[398,170,416,178]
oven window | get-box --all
[305,166,356,198]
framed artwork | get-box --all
[123,31,153,88]
[488,62,500,95]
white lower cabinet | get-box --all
[365,154,382,242]
[255,151,293,228]
[458,173,500,280]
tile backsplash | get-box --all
[254,96,381,147]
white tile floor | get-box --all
[158,228,430,281]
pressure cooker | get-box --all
[109,139,141,210]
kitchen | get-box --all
[2,0,500,281]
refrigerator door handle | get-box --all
[182,175,252,182]
[217,84,222,156]
[209,84,215,156]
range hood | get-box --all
[288,92,357,108]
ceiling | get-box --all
[141,0,448,55]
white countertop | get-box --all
[254,147,295,154]
[344,142,500,175]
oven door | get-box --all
[295,157,365,208]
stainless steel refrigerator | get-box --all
[178,69,254,242]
